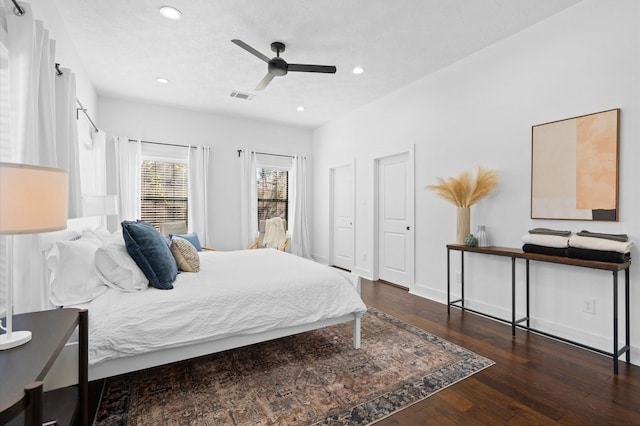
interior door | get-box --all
[331,163,354,270]
[377,152,414,287]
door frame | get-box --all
[329,159,356,270]
[370,145,415,286]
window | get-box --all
[256,167,288,227]
[140,160,188,230]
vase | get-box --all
[456,207,470,244]
[476,225,489,247]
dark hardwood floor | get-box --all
[360,279,639,425]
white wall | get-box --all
[98,97,313,250]
[312,0,640,365]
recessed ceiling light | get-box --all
[352,66,365,75]
[159,6,182,20]
[156,77,169,84]
[297,106,305,112]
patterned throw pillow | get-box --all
[170,237,200,272]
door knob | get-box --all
[406,226,410,230]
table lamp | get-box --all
[0,162,68,350]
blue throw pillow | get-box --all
[122,220,177,290]
[169,232,203,252]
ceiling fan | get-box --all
[231,39,337,91]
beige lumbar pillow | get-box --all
[170,236,200,272]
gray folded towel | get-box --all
[577,230,629,242]
[528,228,572,237]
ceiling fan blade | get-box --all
[231,39,270,63]
[288,64,337,73]
[255,73,275,91]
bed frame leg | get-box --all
[353,316,361,349]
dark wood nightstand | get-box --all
[0,308,88,425]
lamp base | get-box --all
[0,330,32,350]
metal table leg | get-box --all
[511,257,516,337]
[613,270,619,374]
[625,268,630,363]
[447,248,451,315]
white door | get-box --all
[331,163,354,270]
[377,152,414,287]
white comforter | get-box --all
[84,249,366,365]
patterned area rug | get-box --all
[95,307,493,425]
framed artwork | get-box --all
[531,108,620,221]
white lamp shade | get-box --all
[0,162,69,234]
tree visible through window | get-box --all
[140,160,188,230]
[257,167,288,227]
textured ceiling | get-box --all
[52,0,582,129]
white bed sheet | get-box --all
[84,249,366,366]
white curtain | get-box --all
[55,67,82,218]
[0,2,84,313]
[78,129,107,196]
[5,4,56,165]
[188,146,211,247]
[239,149,257,248]
[114,137,141,222]
[289,155,312,258]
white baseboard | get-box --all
[352,267,372,280]
[311,254,372,281]
[409,282,639,367]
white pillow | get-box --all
[47,233,108,306]
[94,232,149,292]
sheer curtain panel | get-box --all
[289,155,311,258]
[5,3,56,164]
[115,137,141,221]
[188,146,211,247]
[55,67,82,218]
[239,149,258,248]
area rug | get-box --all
[95,307,493,425]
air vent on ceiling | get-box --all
[230,91,254,100]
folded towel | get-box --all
[567,247,631,264]
[576,230,629,242]
[522,244,569,257]
[569,235,633,254]
[528,228,572,237]
[522,233,570,248]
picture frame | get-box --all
[530,108,620,221]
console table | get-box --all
[446,244,631,374]
[0,308,88,425]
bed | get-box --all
[42,225,366,382]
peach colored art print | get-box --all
[531,109,619,221]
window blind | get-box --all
[256,168,288,227]
[140,160,188,230]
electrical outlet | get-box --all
[455,272,461,284]
[582,298,596,314]
[362,253,367,262]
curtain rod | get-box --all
[10,0,25,16]
[237,150,302,159]
[76,98,99,133]
[55,63,99,133]
[129,139,197,150]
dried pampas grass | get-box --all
[426,167,499,207]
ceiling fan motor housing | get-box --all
[269,57,288,76]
